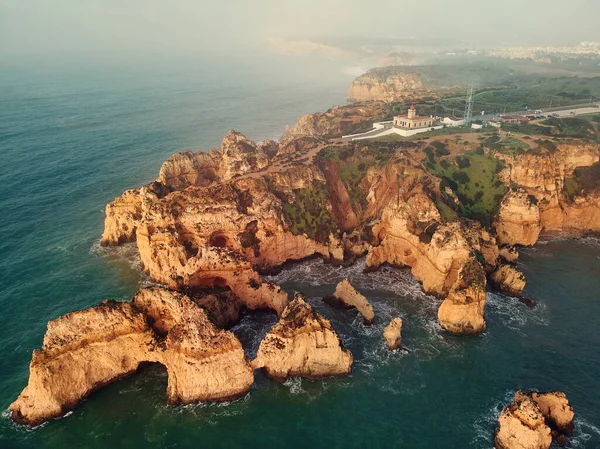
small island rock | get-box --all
[252,293,352,381]
[495,391,575,449]
[324,278,375,325]
[383,318,403,350]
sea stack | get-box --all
[252,293,353,381]
[324,278,375,325]
[495,391,574,449]
[383,318,403,350]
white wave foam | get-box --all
[486,292,549,332]
[581,236,600,248]
[570,416,600,448]
[89,240,152,286]
[283,377,306,396]
[471,390,515,449]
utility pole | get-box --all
[464,80,475,127]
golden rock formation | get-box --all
[495,143,600,240]
[495,391,575,449]
[10,287,253,426]
[495,190,542,246]
[347,71,425,103]
[252,293,353,381]
[495,394,552,449]
[490,264,527,298]
[437,260,487,335]
[324,278,375,325]
[383,318,403,350]
[280,102,386,140]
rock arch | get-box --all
[9,288,254,426]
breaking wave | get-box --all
[90,240,152,286]
[485,292,549,332]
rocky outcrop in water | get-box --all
[363,167,498,334]
[324,279,374,324]
[437,259,487,335]
[10,287,253,426]
[252,293,353,381]
[490,264,527,298]
[383,318,403,350]
[495,391,574,449]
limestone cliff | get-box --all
[252,294,353,380]
[362,163,498,333]
[157,149,222,190]
[347,69,424,103]
[495,190,542,246]
[280,102,386,140]
[101,127,600,340]
[347,67,463,103]
[437,259,487,335]
[494,143,600,242]
[10,287,253,426]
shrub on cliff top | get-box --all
[282,181,338,244]
[425,151,507,227]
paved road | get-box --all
[477,103,599,122]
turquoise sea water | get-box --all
[1,58,599,448]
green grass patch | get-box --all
[338,160,374,210]
[426,151,507,225]
[540,117,597,138]
[282,181,338,243]
[483,135,531,157]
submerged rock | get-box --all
[324,278,374,325]
[495,391,575,449]
[10,287,253,426]
[252,293,353,381]
[383,318,403,350]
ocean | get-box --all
[0,56,599,448]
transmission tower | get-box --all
[463,80,475,126]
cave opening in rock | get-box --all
[209,232,229,248]
[189,275,229,289]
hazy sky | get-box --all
[1,0,599,62]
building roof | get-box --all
[394,114,431,120]
[409,104,415,110]
[446,116,463,121]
